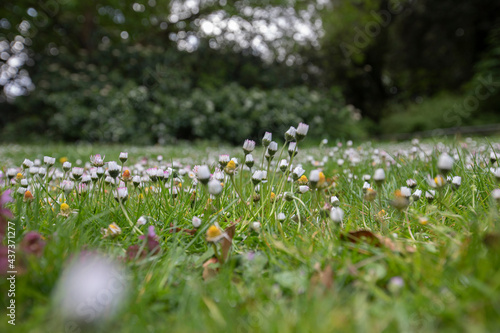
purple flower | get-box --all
[0,190,13,240]
[0,189,13,218]
[127,226,160,260]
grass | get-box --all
[1,135,500,333]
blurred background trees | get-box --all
[1,0,499,143]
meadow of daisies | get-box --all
[1,124,500,332]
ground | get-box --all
[1,137,500,333]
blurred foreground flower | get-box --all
[53,254,128,327]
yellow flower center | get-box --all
[60,203,70,212]
[207,225,222,239]
[226,160,236,170]
[298,175,308,184]
[60,157,68,163]
[16,173,23,180]
[318,172,326,184]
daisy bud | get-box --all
[298,185,309,194]
[197,165,211,185]
[62,180,74,193]
[330,207,344,223]
[34,159,41,166]
[20,178,28,187]
[309,170,320,188]
[362,174,371,181]
[6,168,17,179]
[91,172,99,182]
[90,154,105,167]
[208,178,222,196]
[71,167,84,180]
[243,139,256,155]
[437,153,454,175]
[132,175,141,187]
[425,190,435,203]
[17,187,27,196]
[330,196,340,207]
[373,168,385,185]
[219,154,230,168]
[412,189,422,201]
[62,161,72,172]
[119,152,128,163]
[288,142,297,158]
[192,216,202,228]
[38,167,47,178]
[284,192,294,201]
[262,132,272,147]
[296,122,309,141]
[362,182,371,193]
[277,212,286,221]
[108,161,120,178]
[452,176,461,189]
[292,166,305,181]
[81,174,91,185]
[21,159,33,170]
[114,187,128,202]
[96,167,105,178]
[105,176,115,185]
[252,170,264,185]
[279,159,288,172]
[44,156,56,166]
[406,179,417,188]
[245,154,254,168]
[214,171,224,181]
[267,141,278,155]
[285,126,296,142]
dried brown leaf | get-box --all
[221,223,237,262]
[202,257,219,280]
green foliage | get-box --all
[380,93,500,135]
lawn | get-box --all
[1,131,500,332]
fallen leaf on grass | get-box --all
[221,223,236,262]
[341,230,416,253]
[310,263,334,290]
[202,257,219,280]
